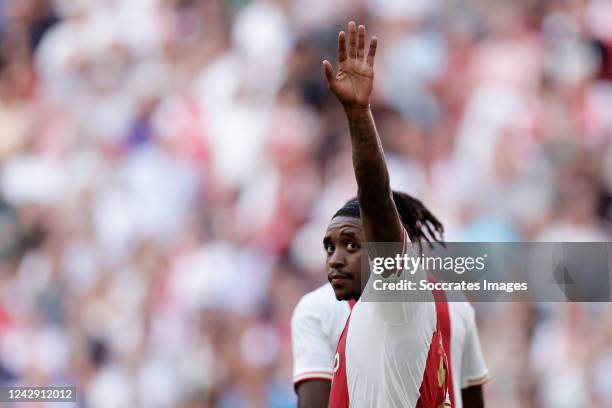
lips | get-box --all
[328,271,352,283]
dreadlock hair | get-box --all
[332,191,445,250]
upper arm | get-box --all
[296,379,332,408]
[367,228,434,323]
[291,296,336,385]
[461,384,485,408]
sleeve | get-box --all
[460,305,490,388]
[291,296,335,385]
[366,228,434,324]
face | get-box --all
[323,216,365,301]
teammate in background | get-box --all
[291,194,489,408]
[303,21,486,407]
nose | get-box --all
[328,248,347,269]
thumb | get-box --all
[323,60,335,86]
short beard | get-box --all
[333,287,361,301]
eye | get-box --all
[346,241,358,251]
[325,244,335,254]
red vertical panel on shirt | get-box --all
[433,287,455,407]
[416,286,454,408]
[329,314,351,408]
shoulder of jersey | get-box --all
[294,284,350,315]
[448,300,476,323]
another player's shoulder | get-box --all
[292,284,348,323]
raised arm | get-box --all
[323,22,403,245]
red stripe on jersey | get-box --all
[329,313,351,408]
[416,286,454,408]
[433,286,454,407]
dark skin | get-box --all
[462,385,485,408]
[297,21,485,407]
[296,380,331,408]
[323,216,364,301]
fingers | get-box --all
[348,21,356,59]
[338,31,347,63]
[323,60,335,86]
[357,24,365,60]
[367,36,378,67]
[343,22,373,62]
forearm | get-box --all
[346,107,391,203]
[345,107,402,242]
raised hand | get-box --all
[323,21,378,111]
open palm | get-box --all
[324,22,378,110]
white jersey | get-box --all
[291,284,489,407]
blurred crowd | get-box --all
[0,0,611,407]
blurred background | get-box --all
[0,0,611,406]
